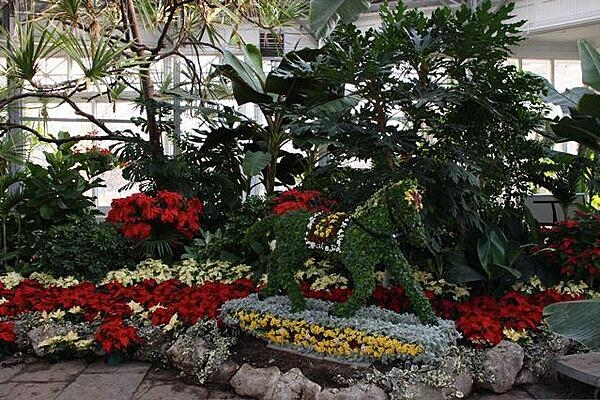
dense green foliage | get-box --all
[183,196,271,265]
[30,218,133,281]
[290,1,550,282]
[0,1,568,303]
[2,143,113,270]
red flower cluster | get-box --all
[272,189,334,215]
[302,284,578,346]
[85,145,111,156]
[539,212,600,287]
[0,278,255,352]
[95,317,141,353]
[0,274,584,351]
[107,191,204,241]
[0,321,15,344]
[453,290,579,345]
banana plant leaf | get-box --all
[551,115,600,152]
[544,300,600,350]
[309,0,372,40]
[242,151,271,176]
[579,40,600,91]
[578,93,600,117]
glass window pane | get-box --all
[554,60,582,92]
[37,57,68,85]
[521,59,551,81]
[95,168,140,208]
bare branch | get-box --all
[0,122,135,145]
[1,92,115,135]
[152,0,197,55]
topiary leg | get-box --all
[272,241,307,312]
[260,259,280,299]
[333,252,377,317]
[384,250,437,325]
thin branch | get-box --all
[26,78,86,94]
[151,0,196,55]
[1,92,114,135]
[0,122,135,145]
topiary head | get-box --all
[385,180,428,248]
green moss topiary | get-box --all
[245,179,436,324]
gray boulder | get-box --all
[265,368,321,400]
[453,372,474,398]
[479,341,524,393]
[27,322,91,358]
[230,363,282,399]
[207,360,240,384]
[166,336,208,373]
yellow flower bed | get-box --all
[235,310,423,361]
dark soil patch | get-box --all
[229,334,369,388]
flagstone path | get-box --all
[0,356,595,399]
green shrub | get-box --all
[183,195,270,265]
[31,219,133,281]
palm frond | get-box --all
[50,28,139,90]
[0,23,59,82]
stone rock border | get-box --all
[224,362,387,400]
[18,317,572,399]
[208,339,573,399]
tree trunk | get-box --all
[125,0,163,158]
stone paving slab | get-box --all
[206,389,249,399]
[133,381,210,400]
[524,382,596,399]
[470,388,534,399]
[56,371,149,400]
[0,382,70,400]
[84,360,151,375]
[144,368,180,382]
[2,357,596,400]
[0,362,27,383]
[11,360,87,382]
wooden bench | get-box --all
[552,352,600,399]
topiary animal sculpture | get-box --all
[245,179,437,325]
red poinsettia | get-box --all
[95,317,141,354]
[0,270,585,353]
[272,189,335,215]
[0,321,15,344]
[107,191,203,241]
[539,211,600,287]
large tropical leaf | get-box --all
[578,40,600,92]
[578,93,600,117]
[477,224,507,278]
[242,151,271,176]
[540,77,592,112]
[242,44,266,83]
[309,94,361,115]
[217,49,272,105]
[221,49,265,93]
[544,300,600,350]
[309,0,371,40]
[551,115,600,152]
[446,250,485,283]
